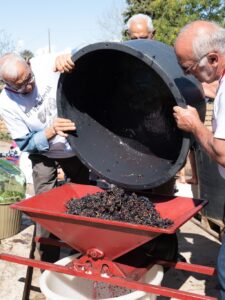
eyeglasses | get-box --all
[181,53,208,75]
[5,72,35,93]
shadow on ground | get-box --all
[157,228,220,299]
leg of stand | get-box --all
[22,224,36,300]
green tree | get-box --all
[123,0,225,45]
[20,49,34,62]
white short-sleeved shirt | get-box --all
[212,75,225,178]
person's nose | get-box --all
[23,82,34,94]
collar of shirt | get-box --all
[5,86,21,94]
[219,69,225,84]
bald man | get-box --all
[173,20,225,298]
[0,53,90,263]
[126,13,155,40]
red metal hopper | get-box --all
[12,183,206,261]
[2,183,218,300]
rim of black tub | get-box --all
[57,40,205,190]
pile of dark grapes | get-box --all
[66,187,173,228]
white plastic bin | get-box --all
[40,254,164,300]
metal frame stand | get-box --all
[0,237,218,300]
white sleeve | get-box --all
[214,90,225,139]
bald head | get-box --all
[174,20,225,82]
[0,53,34,94]
[0,53,28,82]
[175,20,225,63]
[126,14,155,40]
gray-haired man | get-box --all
[173,20,225,299]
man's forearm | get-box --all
[15,130,49,153]
[193,122,222,163]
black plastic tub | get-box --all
[195,144,225,221]
[57,40,205,190]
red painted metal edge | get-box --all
[35,236,72,248]
[11,184,208,235]
[155,259,216,276]
[0,253,217,300]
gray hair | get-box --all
[0,53,27,81]
[126,14,154,33]
[178,21,225,60]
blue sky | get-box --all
[0,0,127,55]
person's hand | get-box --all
[53,54,75,73]
[173,105,202,133]
[46,117,76,139]
[52,117,76,137]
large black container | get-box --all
[57,40,205,190]
[195,144,225,221]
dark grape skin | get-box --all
[66,187,173,228]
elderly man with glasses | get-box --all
[173,20,225,299]
[0,52,90,263]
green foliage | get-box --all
[0,190,24,204]
[123,0,225,45]
[0,159,26,204]
[0,132,12,142]
[20,49,34,62]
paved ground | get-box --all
[0,141,222,299]
[0,222,45,300]
[158,220,220,299]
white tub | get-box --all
[40,255,164,300]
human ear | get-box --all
[151,29,156,39]
[207,53,219,66]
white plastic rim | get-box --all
[40,254,164,300]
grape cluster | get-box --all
[66,187,173,228]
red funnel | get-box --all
[12,184,206,260]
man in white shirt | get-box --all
[0,53,89,262]
[173,20,225,299]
